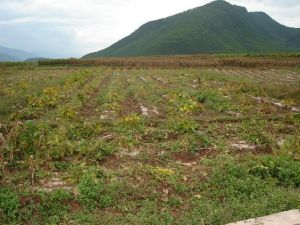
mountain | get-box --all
[83,0,300,58]
[0,45,36,62]
[0,52,20,62]
[25,57,51,62]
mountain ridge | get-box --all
[0,45,37,61]
[83,0,300,58]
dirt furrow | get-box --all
[80,73,113,117]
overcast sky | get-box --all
[0,0,299,57]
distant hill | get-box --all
[0,45,36,62]
[0,52,20,62]
[25,57,51,62]
[83,0,300,58]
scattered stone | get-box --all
[176,161,197,167]
[119,149,140,157]
[102,134,114,140]
[159,151,166,156]
[139,76,147,82]
[292,107,300,113]
[226,111,242,117]
[100,115,108,120]
[251,96,300,112]
[100,110,114,120]
[152,76,167,84]
[139,103,159,117]
[277,139,285,147]
[191,79,199,88]
[140,104,149,116]
[231,141,256,151]
[152,106,159,115]
[36,177,75,193]
[226,209,300,225]
[194,194,202,199]
[163,188,169,195]
[273,102,285,108]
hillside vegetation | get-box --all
[84,1,300,58]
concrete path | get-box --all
[226,210,300,225]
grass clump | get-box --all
[180,155,300,225]
[250,156,300,187]
[77,169,119,210]
[0,188,19,223]
[196,90,230,112]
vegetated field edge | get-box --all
[38,53,300,68]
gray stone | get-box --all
[226,210,300,225]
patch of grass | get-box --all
[196,90,231,112]
[77,170,119,210]
[250,156,300,187]
[180,155,300,225]
[171,118,199,134]
[0,188,19,223]
[240,120,274,148]
[280,135,300,159]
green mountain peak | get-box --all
[83,1,300,58]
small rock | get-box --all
[231,141,256,151]
[119,149,140,157]
[176,161,197,167]
[100,115,108,119]
[139,76,147,82]
[291,107,300,113]
[140,105,148,116]
[102,134,114,140]
[226,111,241,117]
[277,139,285,147]
[194,194,202,199]
[159,151,166,156]
[152,106,159,115]
[274,102,285,108]
[36,177,75,193]
[163,189,169,195]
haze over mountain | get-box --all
[0,53,19,62]
[0,45,67,62]
[83,0,300,58]
[0,45,37,62]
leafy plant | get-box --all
[196,90,230,112]
[171,118,199,134]
[0,188,19,222]
[250,156,300,187]
[78,171,115,210]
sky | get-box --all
[0,0,299,58]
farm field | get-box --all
[1,62,300,224]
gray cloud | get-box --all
[0,0,299,57]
